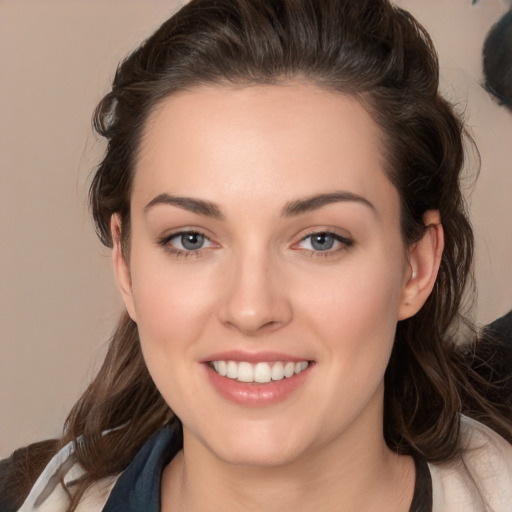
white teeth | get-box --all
[211,360,309,383]
[237,362,254,382]
[271,361,284,381]
[226,361,238,379]
[254,362,271,383]
[217,360,227,376]
[284,362,295,378]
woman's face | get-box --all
[116,84,417,467]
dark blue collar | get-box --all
[102,422,183,512]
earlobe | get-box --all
[111,214,137,322]
[398,210,444,321]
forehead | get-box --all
[133,83,398,218]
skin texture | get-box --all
[112,83,444,511]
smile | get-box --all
[211,360,310,383]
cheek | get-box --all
[298,249,406,383]
[128,246,220,369]
[133,269,215,343]
[129,259,220,418]
[301,248,405,332]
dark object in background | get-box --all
[483,10,512,111]
[480,310,512,392]
[486,309,512,341]
[468,311,512,421]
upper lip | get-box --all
[201,350,312,364]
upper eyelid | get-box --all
[159,227,213,242]
[295,227,352,242]
[157,230,213,252]
[297,233,351,245]
[301,230,350,240]
[158,230,216,257]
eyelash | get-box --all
[157,230,353,259]
[293,230,354,258]
[158,231,212,259]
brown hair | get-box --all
[16,0,512,509]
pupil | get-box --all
[311,233,334,251]
[181,233,204,250]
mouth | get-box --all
[203,356,314,406]
[208,360,310,383]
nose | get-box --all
[217,248,293,336]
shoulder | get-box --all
[429,415,512,512]
[8,422,179,512]
[0,439,60,512]
[7,441,117,512]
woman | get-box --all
[3,0,512,510]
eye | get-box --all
[294,231,353,254]
[158,230,215,256]
[307,233,337,251]
[175,232,208,250]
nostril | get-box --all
[217,270,293,334]
[223,318,281,336]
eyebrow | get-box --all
[281,191,376,217]
[144,194,224,219]
[144,190,375,219]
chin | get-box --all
[216,441,304,468]
[202,418,316,468]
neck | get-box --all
[161,398,415,512]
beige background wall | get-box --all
[1,0,511,456]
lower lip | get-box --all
[204,364,313,407]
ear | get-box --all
[111,214,137,322]
[398,210,444,321]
